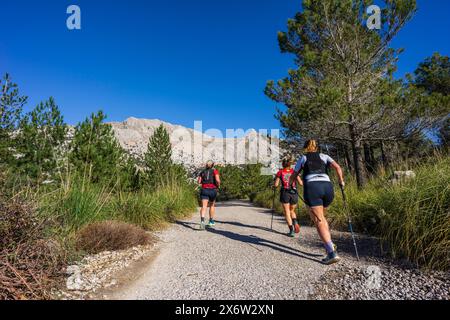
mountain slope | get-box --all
[109,117,281,167]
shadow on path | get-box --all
[214,220,287,237]
[175,221,201,231]
[207,229,323,263]
[215,201,255,208]
[176,220,323,260]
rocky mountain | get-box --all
[108,117,281,168]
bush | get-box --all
[251,155,450,271]
[218,164,272,201]
[39,173,198,232]
[0,195,66,300]
[115,181,198,230]
[40,177,115,231]
[75,220,154,254]
[329,155,450,271]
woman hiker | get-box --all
[290,140,345,265]
[197,160,221,230]
[274,156,303,237]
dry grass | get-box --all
[0,197,66,300]
[75,220,155,254]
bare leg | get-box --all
[291,204,300,233]
[309,206,332,244]
[282,203,293,228]
[209,201,216,220]
[290,204,297,220]
[200,199,209,220]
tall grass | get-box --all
[330,155,450,270]
[114,181,198,229]
[251,155,450,271]
[38,174,198,232]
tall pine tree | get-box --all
[0,73,27,166]
[69,111,124,183]
[144,124,174,186]
[16,97,67,182]
[265,0,434,187]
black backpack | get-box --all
[302,152,328,179]
[200,168,217,186]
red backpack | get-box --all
[278,168,296,190]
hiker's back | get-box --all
[200,168,218,189]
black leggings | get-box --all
[303,181,334,208]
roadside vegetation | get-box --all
[0,74,197,299]
[251,154,449,271]
[257,0,449,271]
[1,0,449,299]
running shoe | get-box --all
[322,251,341,265]
[199,222,206,230]
[208,219,215,227]
[288,229,295,238]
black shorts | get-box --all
[303,181,334,208]
[200,188,217,202]
[280,189,299,205]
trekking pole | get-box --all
[340,184,360,261]
[271,187,276,231]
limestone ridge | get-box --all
[108,117,281,167]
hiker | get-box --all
[197,160,221,230]
[290,139,345,265]
[274,156,303,237]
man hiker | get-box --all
[197,160,221,230]
[274,156,303,237]
[290,139,345,265]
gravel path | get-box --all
[109,201,449,300]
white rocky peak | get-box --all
[108,117,280,167]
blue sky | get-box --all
[1,0,449,132]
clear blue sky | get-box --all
[1,0,449,132]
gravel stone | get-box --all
[58,201,450,300]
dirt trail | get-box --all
[108,201,369,300]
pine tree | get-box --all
[414,53,450,96]
[413,53,450,150]
[265,0,428,187]
[16,97,67,182]
[69,111,124,183]
[144,124,173,186]
[0,73,27,166]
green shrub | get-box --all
[40,177,115,231]
[39,173,198,232]
[218,164,272,201]
[115,181,198,229]
[329,155,450,270]
[251,155,450,271]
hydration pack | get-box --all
[280,169,297,192]
[302,152,328,179]
[200,168,217,186]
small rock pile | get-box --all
[56,244,155,300]
[310,261,449,300]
